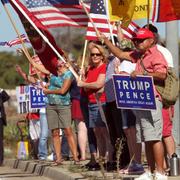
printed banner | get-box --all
[16,85,46,113]
[108,0,152,22]
[16,85,30,113]
[29,86,46,109]
[112,74,156,110]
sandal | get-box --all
[74,160,81,165]
[80,158,86,161]
[51,159,63,166]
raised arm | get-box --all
[98,33,132,61]
[15,64,37,84]
[116,21,124,42]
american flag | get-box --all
[7,34,29,47]
[24,0,89,28]
[0,42,8,47]
[9,0,64,76]
[86,0,139,40]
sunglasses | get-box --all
[133,39,147,44]
[90,53,102,57]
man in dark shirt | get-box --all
[0,89,10,165]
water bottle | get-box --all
[170,153,179,176]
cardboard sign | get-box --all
[112,74,156,110]
[16,85,46,113]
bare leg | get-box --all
[163,135,175,157]
[163,135,176,169]
[94,127,106,158]
[129,127,142,163]
[124,127,142,163]
[77,121,87,160]
[145,141,164,173]
[52,128,62,162]
[94,127,113,161]
[64,127,79,161]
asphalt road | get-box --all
[0,165,52,180]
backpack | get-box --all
[155,67,179,107]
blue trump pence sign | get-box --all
[112,75,156,110]
[30,86,46,109]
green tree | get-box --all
[0,51,29,89]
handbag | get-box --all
[140,59,179,108]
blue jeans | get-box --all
[38,112,49,160]
[61,130,70,157]
[80,96,97,154]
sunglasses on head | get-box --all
[90,53,102,57]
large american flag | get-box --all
[86,0,139,40]
[24,0,89,28]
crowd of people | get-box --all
[14,23,177,180]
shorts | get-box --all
[46,104,72,130]
[71,99,84,121]
[121,109,136,129]
[162,107,173,137]
[135,99,163,143]
[88,103,106,128]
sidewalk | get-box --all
[4,159,180,180]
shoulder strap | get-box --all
[139,56,151,73]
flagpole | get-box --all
[2,1,42,81]
[147,0,150,26]
[80,39,88,80]
[10,0,78,79]
[104,0,115,45]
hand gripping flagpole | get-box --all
[10,0,78,79]
[1,0,43,82]
[79,39,88,80]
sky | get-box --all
[0,2,179,53]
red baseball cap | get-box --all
[133,28,154,39]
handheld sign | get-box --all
[29,86,46,109]
[112,74,156,110]
[16,85,46,113]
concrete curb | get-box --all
[4,159,87,180]
[4,159,178,180]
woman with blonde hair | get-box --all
[77,43,113,170]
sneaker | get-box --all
[154,172,168,180]
[47,153,54,161]
[134,171,153,180]
[124,162,145,175]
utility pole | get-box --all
[166,21,180,154]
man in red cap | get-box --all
[98,28,168,180]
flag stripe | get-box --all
[86,0,139,41]
[25,0,89,28]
